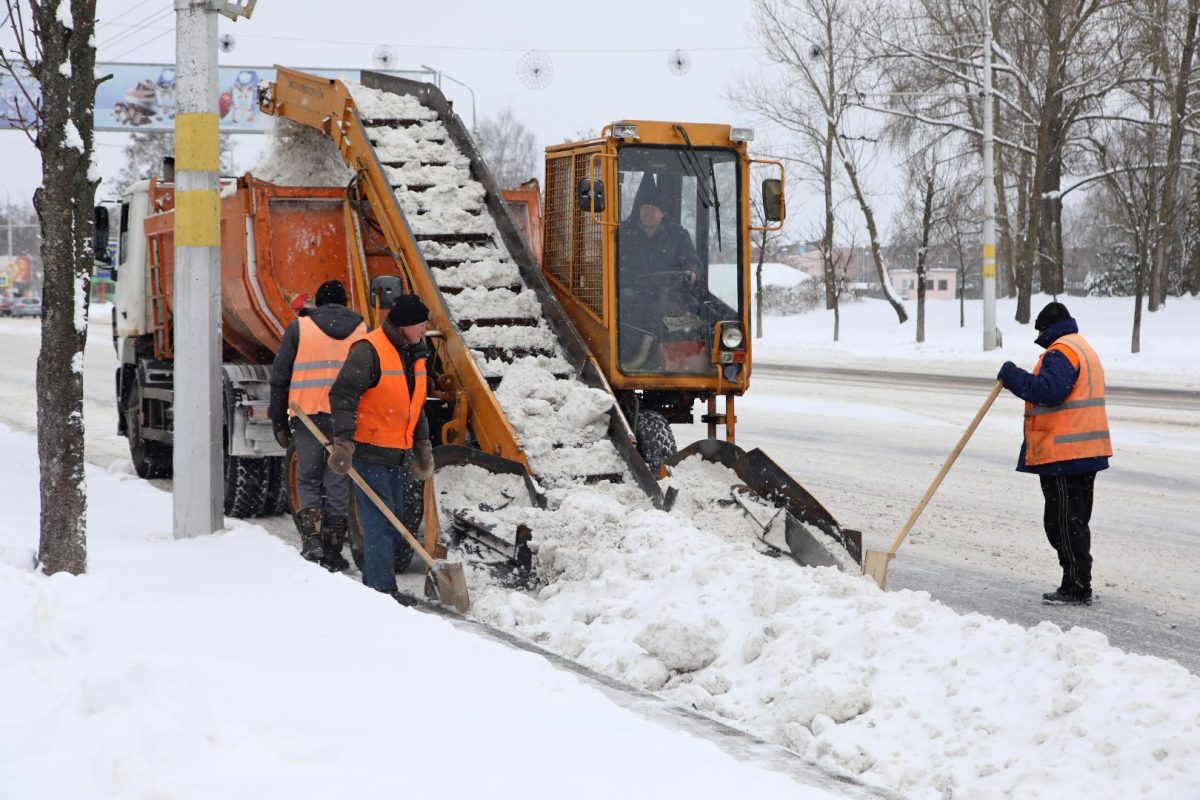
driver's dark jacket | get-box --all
[618,219,700,281]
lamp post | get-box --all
[421,64,476,133]
[981,0,998,351]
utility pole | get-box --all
[981,0,997,351]
[172,0,255,540]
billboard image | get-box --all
[2,64,431,134]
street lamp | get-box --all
[421,64,476,133]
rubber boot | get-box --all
[297,507,324,563]
[321,514,351,572]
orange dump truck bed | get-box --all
[142,174,368,363]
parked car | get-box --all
[12,297,42,318]
[0,296,12,316]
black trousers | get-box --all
[1039,472,1096,596]
[291,412,351,518]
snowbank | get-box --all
[0,424,830,799]
[753,293,1200,390]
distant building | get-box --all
[888,267,957,300]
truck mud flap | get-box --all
[665,439,862,570]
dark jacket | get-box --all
[268,303,365,431]
[329,319,430,466]
[997,317,1110,476]
[618,218,700,282]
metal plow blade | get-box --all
[666,439,862,571]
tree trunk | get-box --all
[915,174,934,344]
[29,1,99,575]
[755,248,764,339]
[1132,254,1145,354]
[836,142,907,323]
[995,146,1017,298]
[1149,0,1199,311]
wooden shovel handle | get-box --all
[887,380,1003,556]
[289,403,436,571]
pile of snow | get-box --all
[458,457,1200,799]
[0,424,822,799]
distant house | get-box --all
[888,267,957,300]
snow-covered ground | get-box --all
[2,293,1198,799]
[752,292,1200,390]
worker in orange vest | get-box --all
[998,301,1112,606]
[327,294,435,595]
[269,280,367,570]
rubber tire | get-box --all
[125,379,173,479]
[636,409,677,476]
[224,452,270,519]
[262,456,291,517]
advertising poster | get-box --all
[3,64,429,134]
[0,255,32,285]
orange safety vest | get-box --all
[354,327,428,449]
[288,316,367,415]
[1024,333,1112,466]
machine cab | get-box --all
[542,122,782,403]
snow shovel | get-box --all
[289,405,470,613]
[423,474,448,560]
[863,380,1003,590]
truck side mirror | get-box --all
[577,178,605,214]
[761,179,784,223]
[94,205,112,265]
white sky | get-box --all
[2,0,809,204]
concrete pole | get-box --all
[172,0,223,537]
[982,0,998,351]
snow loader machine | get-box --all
[110,64,859,572]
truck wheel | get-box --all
[224,452,270,518]
[125,380,172,479]
[262,456,291,517]
[636,410,676,476]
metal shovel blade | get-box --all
[424,561,470,613]
[862,550,894,590]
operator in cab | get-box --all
[617,177,705,371]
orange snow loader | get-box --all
[110,66,860,580]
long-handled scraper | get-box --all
[290,404,470,613]
[863,380,1003,590]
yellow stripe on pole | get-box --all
[175,112,220,172]
[175,190,221,247]
[983,243,996,278]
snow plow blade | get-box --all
[665,440,862,570]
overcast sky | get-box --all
[0,0,915,240]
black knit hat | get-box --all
[315,280,347,307]
[1034,301,1071,332]
[388,294,430,327]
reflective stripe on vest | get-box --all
[288,316,367,415]
[1023,333,1113,466]
[354,327,427,450]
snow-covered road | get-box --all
[678,364,1200,672]
[3,312,1195,674]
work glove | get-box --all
[997,360,1021,389]
[274,426,292,450]
[327,438,355,475]
[411,439,434,481]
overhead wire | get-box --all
[97,0,163,30]
[98,6,173,52]
[106,25,175,62]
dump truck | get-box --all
[111,66,860,572]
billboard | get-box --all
[1,255,32,285]
[1,64,433,134]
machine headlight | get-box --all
[730,127,755,142]
[720,325,744,349]
[612,124,638,138]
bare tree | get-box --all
[750,190,785,338]
[1,0,100,575]
[475,104,539,190]
[742,0,908,324]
